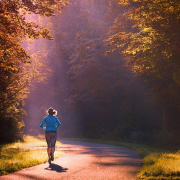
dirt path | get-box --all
[0,140,142,180]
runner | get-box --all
[40,107,61,164]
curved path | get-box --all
[0,140,142,180]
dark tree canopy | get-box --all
[107,0,180,108]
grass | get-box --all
[1,136,180,179]
[0,135,64,175]
[137,151,180,180]
[61,137,180,180]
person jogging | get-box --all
[40,107,61,164]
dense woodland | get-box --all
[0,0,180,145]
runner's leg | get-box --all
[50,132,57,161]
[51,147,55,161]
[48,147,51,160]
[46,132,52,163]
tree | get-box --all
[68,37,136,138]
[0,0,70,143]
[106,0,180,130]
[22,0,162,140]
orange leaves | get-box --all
[0,0,71,143]
[0,0,70,98]
[118,0,130,6]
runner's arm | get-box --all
[56,117,61,128]
[40,119,46,130]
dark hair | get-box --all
[48,107,53,115]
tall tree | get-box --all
[0,0,69,143]
[106,0,180,130]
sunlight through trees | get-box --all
[1,0,180,144]
[0,0,69,143]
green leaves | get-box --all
[107,0,180,108]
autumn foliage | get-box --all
[0,0,69,143]
[1,0,180,144]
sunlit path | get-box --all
[0,141,142,180]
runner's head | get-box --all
[48,107,54,115]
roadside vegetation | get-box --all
[1,135,180,179]
[120,142,180,180]
[0,136,64,175]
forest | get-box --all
[0,0,180,146]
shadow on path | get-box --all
[45,163,68,173]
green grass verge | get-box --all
[0,135,64,175]
[137,151,180,180]
[60,138,180,180]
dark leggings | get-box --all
[45,131,57,148]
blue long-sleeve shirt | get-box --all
[40,115,61,131]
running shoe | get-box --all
[48,158,51,164]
